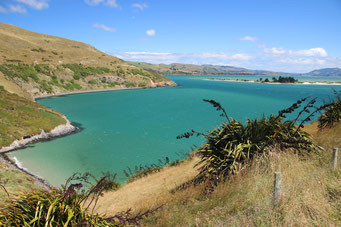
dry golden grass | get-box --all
[141,150,340,226]
[93,122,340,226]
[0,72,31,99]
[94,157,200,215]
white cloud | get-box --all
[84,0,104,6]
[111,51,341,73]
[113,52,254,65]
[288,47,328,57]
[9,4,27,13]
[93,24,116,32]
[17,0,48,10]
[146,29,155,36]
[84,0,118,8]
[132,3,148,10]
[0,6,7,13]
[105,0,118,7]
[264,47,287,55]
[277,58,326,65]
[239,36,257,42]
[263,46,328,58]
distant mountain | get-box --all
[129,62,341,77]
[128,62,290,76]
[305,68,341,77]
[0,23,174,99]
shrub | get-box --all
[124,82,136,88]
[318,90,341,129]
[63,64,111,79]
[138,82,148,87]
[88,80,97,85]
[177,98,328,187]
[0,173,148,226]
[31,48,46,53]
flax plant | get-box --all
[177,98,328,188]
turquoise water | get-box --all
[10,75,341,187]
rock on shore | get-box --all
[0,117,78,153]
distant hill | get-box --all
[305,68,341,77]
[128,62,290,76]
[129,62,341,77]
[0,23,174,99]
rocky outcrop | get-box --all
[0,117,78,153]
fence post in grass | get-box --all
[273,172,281,208]
[333,148,338,170]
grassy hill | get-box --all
[306,68,341,77]
[0,86,67,199]
[0,23,175,99]
[0,86,66,147]
[130,61,341,77]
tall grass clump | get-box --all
[177,98,329,188]
[0,172,156,226]
[318,90,341,129]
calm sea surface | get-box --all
[10,75,341,186]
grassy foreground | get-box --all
[95,122,341,226]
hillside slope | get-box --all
[0,86,66,147]
[306,68,341,77]
[130,61,341,77]
[0,23,175,99]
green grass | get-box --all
[0,163,38,200]
[0,64,39,82]
[62,64,111,80]
[0,89,66,147]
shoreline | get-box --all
[0,116,79,189]
[34,83,177,100]
[204,78,341,85]
[1,83,176,191]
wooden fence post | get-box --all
[333,148,338,170]
[273,172,281,208]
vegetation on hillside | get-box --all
[0,63,172,98]
[0,87,66,147]
[0,172,149,226]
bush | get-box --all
[0,64,39,82]
[318,90,341,129]
[63,64,111,79]
[124,82,136,88]
[177,98,328,187]
[0,173,134,226]
[88,80,97,85]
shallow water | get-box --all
[9,75,341,187]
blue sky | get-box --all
[0,0,340,73]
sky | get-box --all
[0,0,341,73]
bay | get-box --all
[9,75,341,187]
